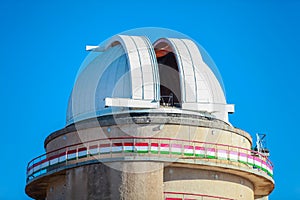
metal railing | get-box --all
[26,136,273,182]
[160,94,174,106]
[164,191,235,200]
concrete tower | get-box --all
[25,31,274,200]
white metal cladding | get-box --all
[66,34,233,125]
[66,35,159,125]
[66,45,131,124]
[106,35,159,101]
[169,38,197,103]
[181,38,226,104]
[153,38,226,105]
[153,38,233,122]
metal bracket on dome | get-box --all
[105,98,159,109]
[85,45,105,52]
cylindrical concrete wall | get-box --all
[45,162,164,200]
[164,167,254,200]
[45,114,252,152]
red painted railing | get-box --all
[26,136,273,182]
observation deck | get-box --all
[26,112,274,199]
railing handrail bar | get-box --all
[27,136,273,168]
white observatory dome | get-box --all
[66,29,234,126]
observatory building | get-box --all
[25,31,274,200]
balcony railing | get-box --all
[26,136,273,182]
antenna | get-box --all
[255,133,270,157]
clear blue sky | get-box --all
[0,1,299,199]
